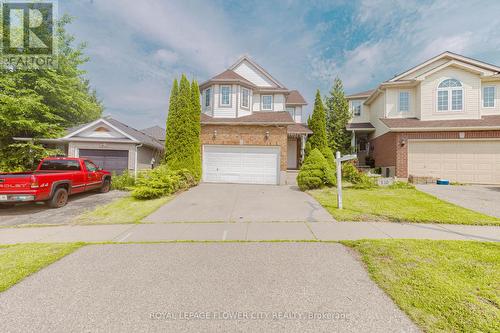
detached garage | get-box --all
[408,140,500,184]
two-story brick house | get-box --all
[347,51,500,184]
[199,56,311,185]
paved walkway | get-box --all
[417,184,500,218]
[0,243,419,332]
[1,222,498,244]
[144,183,335,223]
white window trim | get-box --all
[220,85,232,107]
[241,87,250,109]
[286,106,296,119]
[261,95,273,111]
[398,91,410,113]
[483,86,496,108]
[205,88,211,108]
[351,100,362,117]
[436,79,464,112]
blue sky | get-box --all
[61,0,500,129]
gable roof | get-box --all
[201,111,294,125]
[286,90,307,105]
[229,55,286,88]
[65,117,164,150]
[142,126,166,142]
[346,89,375,99]
[389,51,500,82]
[199,69,257,90]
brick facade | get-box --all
[370,130,500,178]
[200,124,288,171]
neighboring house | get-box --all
[346,51,500,184]
[199,56,311,185]
[14,116,164,175]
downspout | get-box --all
[134,144,143,179]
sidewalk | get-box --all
[0,222,498,244]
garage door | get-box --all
[203,146,280,185]
[408,140,500,184]
[79,149,129,174]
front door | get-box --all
[287,139,298,169]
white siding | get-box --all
[253,93,260,111]
[419,66,481,120]
[213,84,237,118]
[480,81,500,115]
[369,92,389,137]
[274,94,285,111]
[349,99,371,123]
[233,60,275,87]
[386,87,417,118]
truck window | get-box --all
[84,160,99,172]
[39,160,81,171]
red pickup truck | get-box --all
[0,158,112,209]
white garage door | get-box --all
[408,140,500,184]
[203,145,280,185]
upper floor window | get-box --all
[399,91,409,112]
[286,106,295,118]
[205,88,211,107]
[241,87,250,108]
[351,100,362,116]
[262,95,273,110]
[220,85,231,106]
[437,79,463,112]
[484,86,495,108]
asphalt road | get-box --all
[0,243,419,332]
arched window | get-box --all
[437,79,463,111]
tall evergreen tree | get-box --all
[325,77,352,154]
[164,75,201,180]
[189,79,202,180]
[306,90,334,163]
[164,78,178,162]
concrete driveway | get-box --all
[0,191,128,227]
[144,183,335,223]
[417,184,500,218]
[0,243,418,332]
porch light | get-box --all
[459,132,465,139]
[400,138,406,146]
[213,130,217,139]
[265,131,270,140]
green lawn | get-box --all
[344,240,500,333]
[74,195,172,224]
[0,243,83,292]
[310,187,500,225]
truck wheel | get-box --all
[100,179,111,193]
[49,188,68,208]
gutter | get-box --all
[388,126,500,132]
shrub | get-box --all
[297,148,336,191]
[342,162,362,184]
[131,165,196,200]
[111,171,136,191]
[352,173,377,189]
[388,181,415,189]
